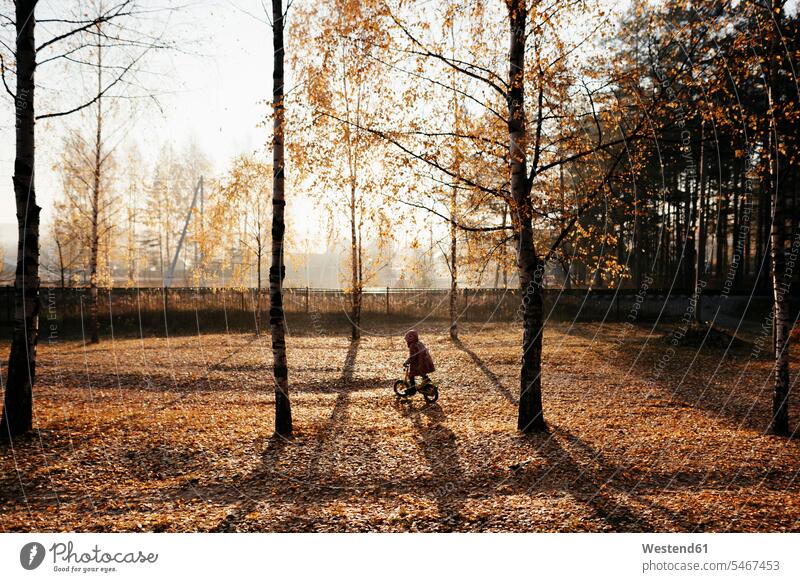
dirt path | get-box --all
[1,323,798,531]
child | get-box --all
[403,329,435,395]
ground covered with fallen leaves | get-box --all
[2,321,799,532]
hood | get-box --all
[404,329,419,345]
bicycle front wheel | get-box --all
[393,380,408,397]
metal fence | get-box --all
[4,286,523,326]
[0,285,783,336]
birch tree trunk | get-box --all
[89,32,103,344]
[127,206,136,284]
[508,0,546,433]
[767,98,790,436]
[340,41,362,342]
[1,0,38,438]
[350,181,361,340]
[693,124,706,324]
[449,25,458,340]
[256,235,262,335]
[357,219,363,327]
[769,153,790,436]
[732,171,742,288]
[448,105,458,339]
[449,183,458,339]
[684,173,695,291]
[502,203,509,288]
[270,0,292,436]
[766,3,790,436]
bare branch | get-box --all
[353,41,508,122]
[385,5,509,98]
[398,198,511,233]
[35,52,144,120]
[0,53,15,99]
[317,109,509,200]
[36,1,136,53]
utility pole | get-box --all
[165,176,203,288]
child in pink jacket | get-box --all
[403,329,435,395]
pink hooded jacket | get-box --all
[404,330,435,377]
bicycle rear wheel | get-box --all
[423,385,439,404]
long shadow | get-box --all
[564,323,800,436]
[213,435,289,532]
[448,341,708,531]
[303,338,360,483]
[149,408,797,532]
[557,427,732,530]
[45,333,267,397]
[451,337,518,405]
[516,428,652,530]
[207,334,263,370]
[393,399,466,530]
[525,425,696,531]
[209,338,361,531]
[297,377,385,394]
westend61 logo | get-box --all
[19,541,158,574]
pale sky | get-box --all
[4,0,793,275]
[0,0,279,235]
[0,0,644,279]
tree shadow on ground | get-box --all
[213,434,290,532]
[296,377,385,394]
[451,337,518,405]
[49,326,795,532]
[302,338,359,484]
[210,338,361,531]
[393,399,465,530]
[443,339,753,531]
[517,424,696,531]
[563,323,800,436]
[43,334,266,395]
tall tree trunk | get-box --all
[757,178,770,290]
[685,172,695,291]
[449,183,457,339]
[357,220,363,322]
[350,181,361,340]
[769,160,790,436]
[256,239,262,335]
[766,10,790,435]
[127,205,136,284]
[732,168,742,288]
[715,166,729,277]
[694,124,706,324]
[448,25,459,340]
[340,39,361,342]
[89,33,103,344]
[494,206,506,289]
[500,203,509,288]
[508,1,545,433]
[663,198,670,284]
[270,0,292,436]
[743,183,751,282]
[633,194,641,288]
[1,0,38,438]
